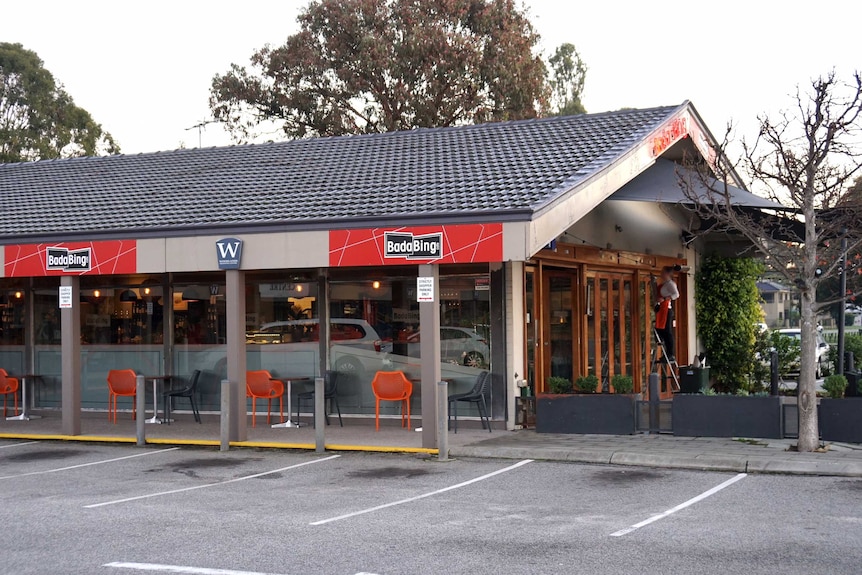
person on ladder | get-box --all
[654,266,680,391]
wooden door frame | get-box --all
[583,270,638,391]
[528,257,688,396]
[538,267,581,393]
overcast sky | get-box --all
[2,0,860,155]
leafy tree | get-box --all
[0,43,118,163]
[696,255,764,392]
[840,174,862,206]
[548,42,586,116]
[680,72,862,451]
[210,0,585,140]
[828,333,862,372]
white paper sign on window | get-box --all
[416,277,435,303]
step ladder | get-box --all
[652,327,680,392]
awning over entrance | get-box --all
[608,159,785,210]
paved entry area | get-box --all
[1,440,861,574]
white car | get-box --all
[776,328,830,378]
[403,327,490,368]
[248,318,392,375]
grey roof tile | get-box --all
[0,104,682,240]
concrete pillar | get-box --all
[225,269,247,441]
[419,264,441,449]
[317,269,330,377]
[503,261,524,431]
[316,269,329,449]
[685,246,698,362]
[26,278,35,377]
[162,273,174,377]
[60,275,81,435]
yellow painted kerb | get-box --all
[0,433,438,454]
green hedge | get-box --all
[696,255,764,392]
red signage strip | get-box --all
[4,240,137,277]
[650,116,689,158]
[329,224,503,267]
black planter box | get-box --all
[536,394,637,435]
[819,398,862,443]
[679,367,709,394]
[672,395,782,438]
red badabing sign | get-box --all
[4,240,137,277]
[329,224,503,267]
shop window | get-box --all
[0,286,26,345]
[245,276,319,381]
[76,275,167,408]
[172,278,227,411]
[325,269,493,418]
[0,282,27,382]
[173,283,224,345]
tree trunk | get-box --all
[797,192,819,452]
[797,292,819,451]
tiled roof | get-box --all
[757,281,789,292]
[0,104,683,240]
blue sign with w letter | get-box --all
[216,237,243,270]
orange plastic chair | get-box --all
[106,369,137,424]
[0,369,19,418]
[371,371,413,431]
[246,370,285,427]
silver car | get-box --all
[403,327,490,368]
[248,318,392,375]
[776,328,830,378]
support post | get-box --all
[162,273,174,382]
[318,269,330,378]
[419,264,441,449]
[60,275,81,435]
[838,232,848,375]
[314,376,325,453]
[316,269,330,453]
[225,270,247,442]
[770,350,779,396]
[220,379,230,451]
[648,372,660,434]
[136,375,146,446]
[26,278,35,389]
[437,379,448,461]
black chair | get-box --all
[448,371,492,433]
[296,371,343,427]
[163,370,202,424]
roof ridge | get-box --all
[0,104,685,170]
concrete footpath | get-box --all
[451,431,862,477]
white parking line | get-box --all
[610,473,747,537]
[310,459,533,526]
[86,454,341,508]
[104,562,378,575]
[0,441,38,449]
[0,448,179,480]
[104,562,287,574]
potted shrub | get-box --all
[823,374,848,399]
[819,374,862,443]
[611,374,634,394]
[537,372,637,435]
[574,374,598,394]
[547,376,572,394]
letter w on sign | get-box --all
[215,237,243,270]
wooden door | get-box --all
[539,270,580,391]
[584,271,636,392]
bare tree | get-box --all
[679,71,862,452]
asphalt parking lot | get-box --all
[1,440,861,575]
